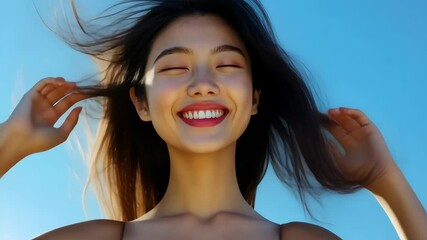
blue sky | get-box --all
[1,1,426,239]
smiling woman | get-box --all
[0,0,426,239]
[136,15,257,158]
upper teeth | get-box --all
[182,110,225,119]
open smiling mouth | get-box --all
[178,109,229,127]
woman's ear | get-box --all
[129,87,151,121]
[251,89,261,115]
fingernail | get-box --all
[55,77,65,85]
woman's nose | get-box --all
[187,72,220,97]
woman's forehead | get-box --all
[147,15,247,60]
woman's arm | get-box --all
[367,164,427,240]
[280,222,341,240]
[33,219,124,240]
[0,77,86,177]
[326,107,427,240]
[0,121,27,176]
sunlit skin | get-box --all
[129,15,262,221]
[135,15,258,154]
[0,14,426,240]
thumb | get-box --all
[54,107,83,144]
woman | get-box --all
[0,0,426,239]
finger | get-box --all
[52,92,89,117]
[30,78,66,105]
[44,92,86,126]
[36,107,82,149]
[324,120,357,150]
[32,82,76,108]
[35,77,65,93]
[31,89,87,127]
[328,108,361,133]
[340,108,371,127]
[56,107,83,143]
[45,83,78,105]
[40,84,56,96]
[41,81,76,97]
[321,111,347,139]
[320,112,346,140]
[324,122,347,140]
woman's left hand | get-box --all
[324,107,397,190]
[325,107,427,240]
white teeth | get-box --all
[181,110,225,119]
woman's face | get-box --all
[131,15,259,154]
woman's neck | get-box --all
[140,143,259,220]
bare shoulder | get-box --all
[33,219,124,240]
[280,222,341,240]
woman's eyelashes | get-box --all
[161,67,189,71]
[217,64,242,68]
[157,64,242,74]
[215,64,243,74]
[158,67,189,75]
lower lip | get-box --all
[180,115,227,127]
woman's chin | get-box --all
[167,139,236,156]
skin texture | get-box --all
[129,15,261,221]
[0,78,86,177]
[325,108,427,240]
[1,15,426,240]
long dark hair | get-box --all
[65,0,362,221]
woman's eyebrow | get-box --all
[154,47,193,64]
[153,44,245,65]
[211,44,245,57]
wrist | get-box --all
[364,161,427,240]
[363,161,403,197]
[0,121,27,176]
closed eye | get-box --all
[217,64,242,68]
[160,67,189,72]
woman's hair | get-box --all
[64,0,363,221]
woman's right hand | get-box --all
[0,77,87,175]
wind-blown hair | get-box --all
[66,0,362,221]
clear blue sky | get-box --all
[1,1,426,239]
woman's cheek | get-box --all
[222,73,253,94]
[147,78,182,114]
